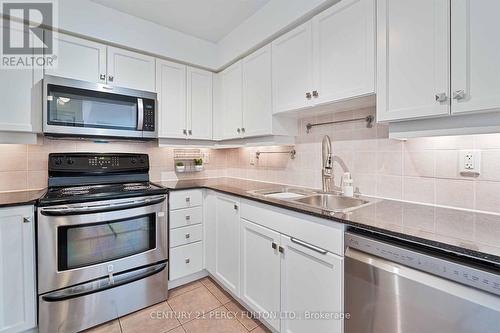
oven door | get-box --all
[37,195,167,294]
[43,75,157,139]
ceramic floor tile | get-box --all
[225,301,260,331]
[168,280,204,299]
[168,326,186,333]
[250,324,272,333]
[82,320,122,333]
[182,306,247,333]
[167,285,222,324]
[200,277,233,304]
[120,301,180,333]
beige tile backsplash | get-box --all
[2,106,500,215]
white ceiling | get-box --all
[89,0,271,43]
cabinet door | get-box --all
[220,61,243,140]
[272,22,313,114]
[45,33,107,83]
[377,0,450,122]
[242,45,272,137]
[312,0,375,105]
[451,0,500,114]
[0,19,42,133]
[0,206,36,333]
[214,195,240,296]
[156,59,187,139]
[240,219,281,331]
[280,235,343,333]
[187,67,213,140]
[107,46,155,91]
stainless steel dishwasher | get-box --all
[345,231,500,333]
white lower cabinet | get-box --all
[240,219,281,331]
[170,242,204,280]
[0,205,36,333]
[280,235,343,333]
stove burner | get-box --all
[61,186,92,195]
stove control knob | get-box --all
[131,158,137,164]
[67,158,74,165]
[54,158,62,165]
[139,158,145,164]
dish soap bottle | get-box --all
[342,172,354,197]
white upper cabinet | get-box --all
[312,0,375,105]
[377,0,450,122]
[187,67,213,140]
[242,44,273,137]
[107,46,156,92]
[451,0,500,115]
[0,206,36,333]
[272,22,314,114]
[219,61,243,140]
[156,59,187,139]
[45,33,107,83]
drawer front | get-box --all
[170,224,203,248]
[170,206,203,229]
[170,242,203,280]
[170,190,203,210]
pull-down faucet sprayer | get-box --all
[322,135,333,192]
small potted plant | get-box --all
[175,161,185,173]
[194,158,204,171]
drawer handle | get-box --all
[278,246,284,254]
[272,242,277,250]
[185,197,191,203]
[185,215,191,221]
[185,233,190,239]
[290,237,327,254]
[185,258,190,264]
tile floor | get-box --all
[84,277,271,333]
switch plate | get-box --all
[459,150,481,176]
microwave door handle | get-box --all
[137,98,144,130]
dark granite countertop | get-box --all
[0,189,46,208]
[160,177,500,266]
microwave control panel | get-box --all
[142,99,155,132]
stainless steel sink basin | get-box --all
[291,193,371,213]
[248,187,316,199]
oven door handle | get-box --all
[41,262,167,302]
[40,195,166,216]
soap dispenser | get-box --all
[342,172,354,197]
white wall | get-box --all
[216,0,338,69]
[57,0,219,69]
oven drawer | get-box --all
[170,224,203,247]
[170,190,203,210]
[170,242,203,280]
[170,206,203,229]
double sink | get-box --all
[248,187,373,214]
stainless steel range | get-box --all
[37,153,168,333]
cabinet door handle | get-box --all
[108,75,114,82]
[233,204,238,210]
[312,90,319,98]
[183,129,187,135]
[23,216,32,223]
[241,127,245,133]
[185,197,191,203]
[185,233,190,239]
[185,215,191,221]
[278,246,285,253]
[290,237,327,254]
[185,258,190,264]
[99,74,106,81]
[305,92,312,99]
[435,92,447,102]
[453,90,466,100]
[188,129,192,135]
[237,128,241,134]
[271,242,277,250]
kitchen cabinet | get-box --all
[451,0,500,115]
[156,59,187,139]
[187,67,213,140]
[280,235,343,333]
[45,33,107,83]
[272,22,313,114]
[377,0,450,122]
[240,219,281,331]
[312,0,375,106]
[219,61,243,140]
[214,194,240,296]
[107,46,155,92]
[0,205,36,333]
[0,19,42,139]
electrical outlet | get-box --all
[459,150,481,175]
[249,151,256,166]
[202,152,210,164]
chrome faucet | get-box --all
[322,135,333,192]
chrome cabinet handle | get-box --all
[234,204,238,210]
[185,215,191,221]
[183,129,187,135]
[185,197,191,203]
[241,128,245,133]
[272,242,277,250]
[306,92,312,99]
[23,216,32,223]
[108,75,114,82]
[278,246,285,253]
[185,258,190,264]
[237,128,241,134]
[99,74,106,81]
[435,92,447,102]
[188,129,192,135]
[290,237,327,254]
[312,90,319,98]
[185,233,190,239]
[453,90,466,100]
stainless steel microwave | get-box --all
[43,75,157,139]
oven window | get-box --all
[57,214,156,271]
[47,84,138,131]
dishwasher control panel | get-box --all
[346,232,500,297]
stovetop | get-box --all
[38,182,167,206]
